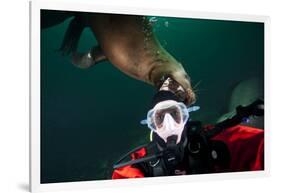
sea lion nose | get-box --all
[170,72,196,105]
[185,87,196,105]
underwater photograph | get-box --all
[40,10,264,183]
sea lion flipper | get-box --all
[59,15,85,55]
[71,46,107,69]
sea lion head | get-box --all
[170,70,196,106]
[149,60,196,106]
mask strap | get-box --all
[140,119,148,125]
[187,106,200,113]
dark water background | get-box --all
[41,11,264,183]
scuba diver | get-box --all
[112,77,264,178]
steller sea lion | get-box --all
[46,12,196,105]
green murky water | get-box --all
[40,10,264,183]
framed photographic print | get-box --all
[30,0,269,192]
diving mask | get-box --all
[141,100,200,143]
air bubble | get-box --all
[149,17,158,24]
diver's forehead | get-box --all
[153,100,179,110]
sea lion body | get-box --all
[43,12,195,104]
[84,14,195,104]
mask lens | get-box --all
[154,105,182,129]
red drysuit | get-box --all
[112,125,264,179]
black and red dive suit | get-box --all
[112,124,264,179]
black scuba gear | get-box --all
[113,99,264,177]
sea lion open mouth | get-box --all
[57,13,196,105]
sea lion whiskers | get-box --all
[192,80,204,94]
